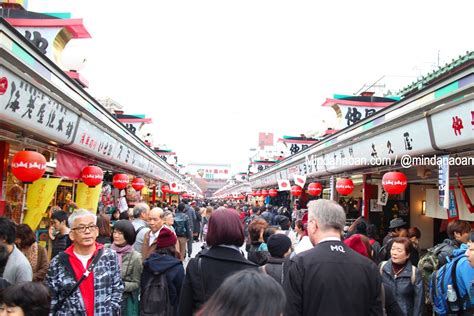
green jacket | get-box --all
[105,245,142,293]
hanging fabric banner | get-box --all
[24,178,62,230]
[447,186,459,222]
[75,182,102,214]
[377,184,388,206]
[438,155,450,209]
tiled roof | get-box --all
[397,51,474,97]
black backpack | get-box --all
[140,270,173,316]
[174,213,189,237]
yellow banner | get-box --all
[75,182,102,214]
[24,178,62,230]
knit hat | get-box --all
[267,233,292,258]
[343,234,368,258]
[156,227,177,249]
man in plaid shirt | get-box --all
[46,209,123,315]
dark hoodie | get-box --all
[142,252,185,310]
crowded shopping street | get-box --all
[0,1,473,315]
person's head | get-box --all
[344,234,372,260]
[111,209,121,220]
[267,233,292,258]
[388,218,407,234]
[112,219,136,246]
[0,282,50,316]
[248,218,268,243]
[263,227,277,243]
[148,207,164,233]
[0,244,9,274]
[14,224,36,250]
[156,226,178,250]
[96,214,111,238]
[133,203,150,221]
[163,211,174,227]
[276,215,291,230]
[465,232,474,268]
[195,269,286,316]
[177,203,186,213]
[307,199,346,245]
[68,209,98,248]
[366,224,379,240]
[205,206,213,217]
[0,218,16,245]
[206,209,245,247]
[295,220,304,235]
[447,220,471,244]
[390,237,412,265]
[51,210,69,231]
[408,227,421,247]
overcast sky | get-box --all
[28,0,474,174]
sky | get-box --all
[28,0,474,174]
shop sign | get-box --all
[68,119,116,161]
[430,99,474,150]
[15,27,61,58]
[0,66,79,143]
[438,155,450,209]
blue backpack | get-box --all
[429,254,470,315]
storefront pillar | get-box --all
[0,141,10,215]
[362,175,370,219]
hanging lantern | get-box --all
[132,178,145,191]
[382,171,407,195]
[291,185,302,197]
[261,189,269,197]
[269,189,278,198]
[161,185,170,194]
[255,190,262,197]
[237,194,245,200]
[336,178,354,195]
[308,182,323,196]
[11,150,46,184]
[112,173,129,190]
[81,166,103,187]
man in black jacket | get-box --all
[284,199,383,316]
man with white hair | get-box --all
[132,202,151,252]
[284,199,382,316]
[46,209,123,315]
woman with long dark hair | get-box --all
[15,224,49,281]
[196,269,286,316]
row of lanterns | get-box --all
[251,172,407,197]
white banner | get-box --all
[377,184,388,206]
[438,155,450,209]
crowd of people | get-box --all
[0,198,472,315]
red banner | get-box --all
[53,149,90,180]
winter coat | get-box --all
[23,243,49,282]
[260,256,288,284]
[444,244,474,309]
[46,246,124,315]
[284,239,383,316]
[380,259,423,316]
[178,245,257,316]
[192,206,201,235]
[184,205,196,232]
[141,252,185,315]
[247,242,269,266]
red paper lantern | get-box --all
[161,185,170,194]
[336,178,354,195]
[255,190,262,197]
[308,182,323,196]
[81,166,103,187]
[132,178,145,191]
[113,173,129,190]
[382,171,407,195]
[261,189,269,197]
[269,189,278,198]
[291,185,303,197]
[237,194,245,200]
[11,151,46,183]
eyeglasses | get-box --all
[71,224,98,233]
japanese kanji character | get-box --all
[125,149,130,163]
[348,147,354,157]
[46,110,56,128]
[290,144,300,155]
[452,116,463,136]
[80,134,86,144]
[371,144,378,158]
[403,132,413,150]
[340,150,345,159]
[301,144,309,150]
[471,111,474,128]
[36,103,46,123]
[365,109,376,118]
[345,107,362,126]
[21,95,36,119]
[117,145,123,159]
[24,30,48,54]
[5,81,20,112]
[57,117,64,132]
[85,136,90,145]
[258,165,264,171]
[387,140,394,154]
[214,169,218,174]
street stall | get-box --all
[249,52,474,249]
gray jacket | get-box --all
[380,260,423,316]
[105,245,142,294]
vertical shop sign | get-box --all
[377,184,388,206]
[447,186,459,221]
[24,178,62,230]
[75,182,102,214]
[329,176,335,201]
[438,155,450,209]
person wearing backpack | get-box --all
[174,203,192,261]
[141,226,184,316]
[430,232,474,316]
[380,237,424,316]
[437,220,472,267]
